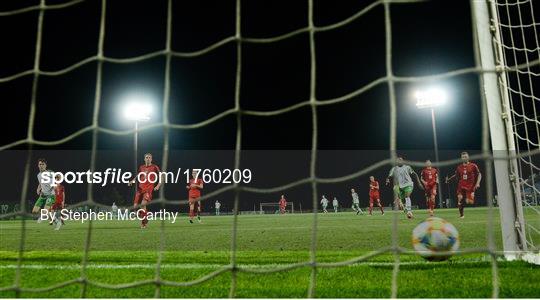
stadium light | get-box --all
[123,101,152,121]
[414,87,448,209]
[121,96,153,185]
[414,88,447,109]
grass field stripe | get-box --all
[0,259,502,270]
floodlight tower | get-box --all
[123,102,152,179]
[415,88,447,209]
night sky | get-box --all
[0,0,535,209]
[1,0,481,150]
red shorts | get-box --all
[424,182,437,197]
[51,201,63,211]
[457,185,475,202]
[189,196,202,210]
[134,188,153,205]
[369,192,380,203]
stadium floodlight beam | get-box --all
[414,88,447,109]
[123,102,152,122]
[122,101,152,184]
[415,88,447,209]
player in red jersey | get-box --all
[128,153,162,228]
[421,160,439,217]
[446,152,482,218]
[279,195,287,214]
[368,176,384,215]
[49,174,65,230]
[187,169,203,223]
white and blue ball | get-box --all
[412,217,460,261]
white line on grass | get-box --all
[0,258,501,270]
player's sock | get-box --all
[458,202,464,217]
[143,209,149,226]
[405,197,412,212]
[139,210,145,227]
[379,203,384,214]
[37,212,45,223]
[54,214,62,230]
[52,211,60,224]
[397,200,404,211]
[369,203,373,215]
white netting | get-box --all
[0,0,540,298]
[259,202,295,214]
[494,0,540,251]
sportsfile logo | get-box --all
[39,168,252,186]
[40,209,179,223]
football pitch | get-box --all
[0,207,539,298]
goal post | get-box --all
[471,0,529,255]
[259,202,294,214]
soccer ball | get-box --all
[411,217,459,261]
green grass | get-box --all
[0,207,538,298]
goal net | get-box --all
[491,0,540,255]
[259,202,295,214]
[0,0,539,298]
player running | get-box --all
[187,169,203,223]
[49,174,65,230]
[332,197,339,213]
[386,157,423,219]
[128,153,162,229]
[446,152,482,219]
[350,189,364,215]
[33,159,55,223]
[279,195,287,214]
[421,160,439,216]
[320,195,329,213]
[368,176,384,216]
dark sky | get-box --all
[1,0,481,151]
[2,0,537,209]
